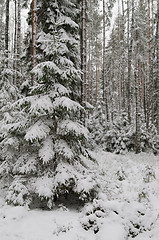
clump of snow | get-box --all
[53,96,83,113]
[39,137,55,163]
[30,95,53,116]
[57,120,88,140]
[57,15,79,29]
[31,61,62,78]
[54,83,70,96]
[33,176,54,199]
[25,120,50,142]
[1,137,19,150]
[55,139,74,160]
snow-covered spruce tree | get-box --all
[0,0,21,173]
[0,57,22,196]
[5,0,98,208]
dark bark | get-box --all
[5,0,9,67]
[127,0,134,124]
[154,1,159,133]
[31,0,37,85]
[80,0,87,123]
[17,0,22,84]
[13,0,17,85]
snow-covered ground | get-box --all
[0,151,159,240]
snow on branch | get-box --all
[55,139,74,160]
[57,15,78,29]
[54,83,70,96]
[53,96,83,112]
[59,29,78,45]
[31,61,62,78]
[13,155,37,175]
[25,120,50,142]
[57,120,88,140]
[54,162,77,188]
[30,95,53,116]
[34,176,54,199]
[2,120,27,133]
[39,137,55,163]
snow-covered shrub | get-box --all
[6,179,31,206]
[0,161,12,178]
[143,165,156,183]
[53,222,73,236]
[75,178,99,202]
[140,122,159,153]
[87,105,105,149]
[89,108,159,154]
[104,115,135,154]
[116,168,127,181]
[81,197,158,238]
[81,199,107,234]
[138,189,150,203]
[89,111,135,154]
[123,202,158,238]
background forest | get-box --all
[0,0,158,208]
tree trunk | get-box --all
[17,0,22,85]
[103,0,109,122]
[87,37,90,104]
[81,0,87,123]
[146,0,151,129]
[5,0,9,67]
[134,17,141,154]
[121,0,125,109]
[95,34,98,105]
[31,0,37,85]
[13,0,17,85]
[155,1,159,133]
[135,63,141,154]
[127,0,134,124]
[117,0,121,113]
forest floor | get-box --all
[0,150,159,240]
